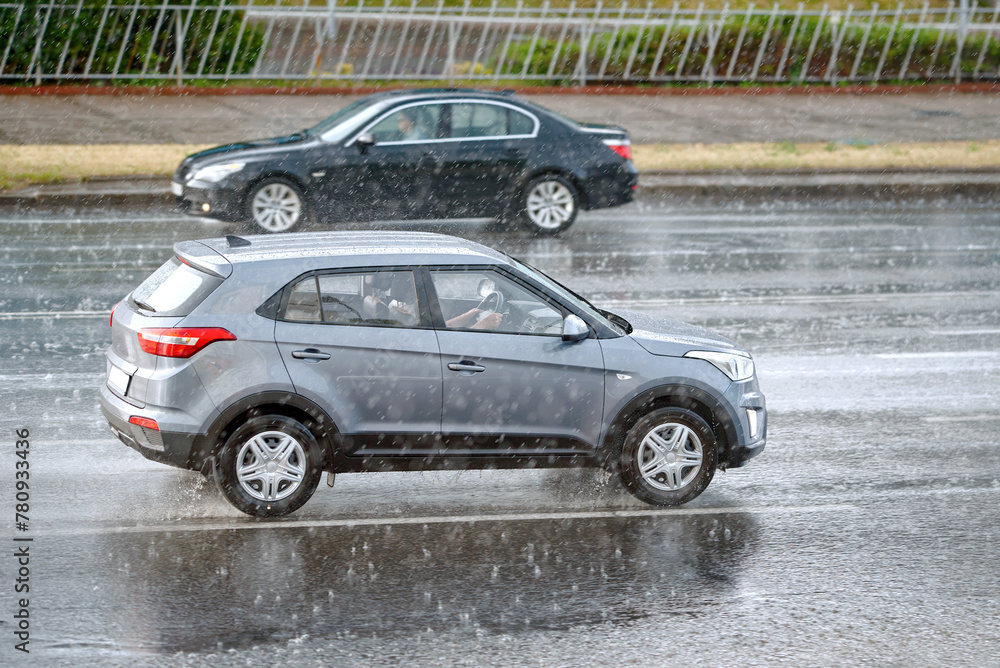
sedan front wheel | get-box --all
[248,177,308,233]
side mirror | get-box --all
[561,314,590,342]
[477,277,496,298]
[355,132,376,154]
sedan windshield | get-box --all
[306,98,395,143]
[511,257,629,336]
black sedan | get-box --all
[173,89,637,235]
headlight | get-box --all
[684,350,755,381]
[189,162,245,183]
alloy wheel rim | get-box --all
[637,423,703,491]
[236,431,306,502]
[526,181,574,230]
[252,183,301,232]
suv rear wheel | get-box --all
[214,414,323,517]
[619,407,717,506]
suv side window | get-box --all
[281,270,422,328]
[429,268,564,335]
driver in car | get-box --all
[446,309,503,330]
[397,109,429,141]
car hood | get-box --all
[608,308,744,357]
[185,132,309,163]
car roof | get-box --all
[370,88,519,101]
[353,89,528,109]
[175,231,511,278]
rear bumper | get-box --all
[100,385,203,471]
[582,162,638,210]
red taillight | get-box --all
[605,141,632,161]
[129,416,160,431]
[110,301,120,327]
[137,327,236,358]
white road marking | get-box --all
[922,415,1000,423]
[44,504,857,537]
[0,310,108,320]
[928,329,1000,336]
[0,217,190,225]
[599,290,1000,309]
[876,351,1000,359]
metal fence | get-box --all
[2,1,999,85]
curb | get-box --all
[2,82,999,98]
[3,170,999,208]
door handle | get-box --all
[506,148,525,158]
[448,361,486,373]
[419,153,441,168]
[292,349,331,361]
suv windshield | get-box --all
[511,257,629,335]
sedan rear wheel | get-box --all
[249,178,307,233]
[619,407,717,506]
[520,175,579,235]
[214,414,323,517]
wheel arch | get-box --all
[244,170,310,198]
[192,391,340,474]
[598,384,739,471]
[242,172,312,221]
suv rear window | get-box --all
[130,257,224,317]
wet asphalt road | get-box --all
[1,198,999,666]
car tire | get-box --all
[248,177,308,234]
[518,174,579,235]
[619,407,717,506]
[213,414,324,517]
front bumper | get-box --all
[723,390,767,468]
[725,435,766,468]
[175,181,246,223]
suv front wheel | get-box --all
[619,407,717,506]
[214,414,323,517]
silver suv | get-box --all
[101,232,766,517]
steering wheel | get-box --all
[476,290,504,314]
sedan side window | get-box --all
[449,103,508,139]
[448,103,537,139]
[281,271,422,328]
[429,269,564,335]
[367,105,442,143]
[509,109,535,136]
